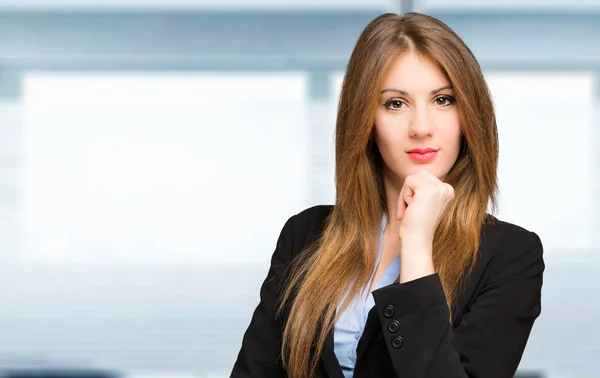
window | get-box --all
[487,72,594,252]
[21,72,308,265]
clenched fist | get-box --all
[396,169,455,252]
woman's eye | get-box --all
[385,99,405,110]
[434,95,455,106]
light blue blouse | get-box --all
[333,213,401,378]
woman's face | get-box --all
[373,51,461,183]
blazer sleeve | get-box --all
[371,231,545,378]
[229,215,296,378]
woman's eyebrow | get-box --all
[381,84,454,96]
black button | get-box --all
[388,320,400,333]
[383,305,395,318]
[391,336,404,349]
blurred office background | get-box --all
[0,0,598,377]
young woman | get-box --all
[230,12,544,378]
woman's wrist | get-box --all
[398,239,435,283]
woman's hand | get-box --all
[396,169,455,282]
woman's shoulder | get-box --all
[287,207,543,250]
[480,214,544,272]
[292,204,334,228]
[482,214,541,247]
[284,205,334,252]
[281,207,543,270]
[266,205,334,268]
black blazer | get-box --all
[230,205,544,378]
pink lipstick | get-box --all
[407,148,438,162]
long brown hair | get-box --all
[277,12,499,378]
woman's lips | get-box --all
[407,150,438,162]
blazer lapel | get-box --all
[356,300,382,361]
[321,330,345,378]
[320,304,381,376]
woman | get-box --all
[230,12,544,378]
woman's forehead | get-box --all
[381,52,451,94]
